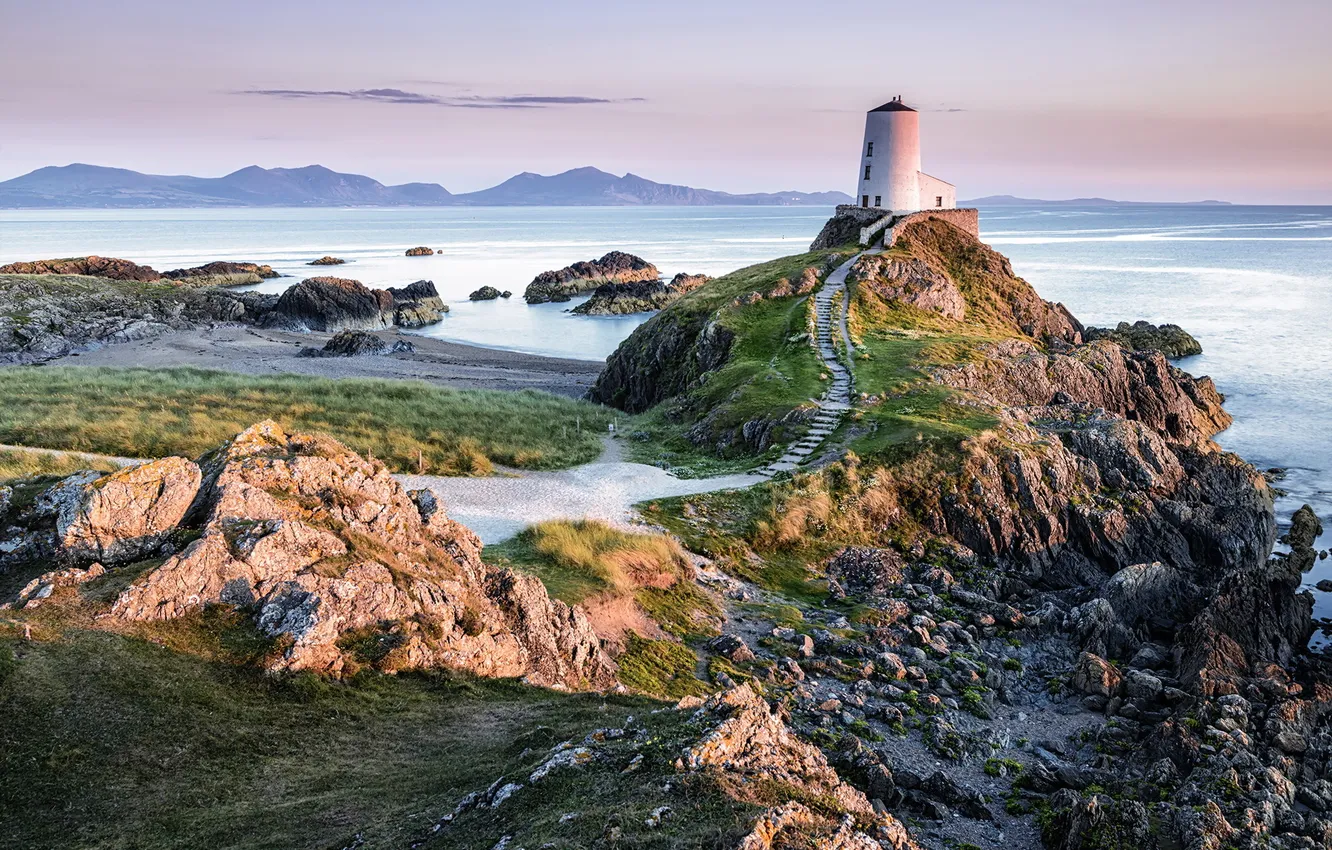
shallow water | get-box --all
[2,202,1330,614]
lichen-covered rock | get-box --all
[308,256,345,266]
[469,285,504,301]
[162,261,278,286]
[86,421,617,687]
[849,254,966,320]
[572,272,714,316]
[266,277,392,332]
[524,251,659,304]
[56,456,201,565]
[683,685,918,850]
[1085,320,1203,358]
[300,330,389,357]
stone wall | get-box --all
[880,209,979,247]
[809,207,981,252]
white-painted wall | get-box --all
[856,109,920,213]
[917,172,956,210]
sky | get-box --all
[2,0,1330,203]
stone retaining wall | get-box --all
[810,206,980,251]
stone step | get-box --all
[789,447,814,457]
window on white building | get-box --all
[874,196,881,207]
[861,195,869,208]
[866,142,874,157]
[936,196,943,208]
[864,165,871,181]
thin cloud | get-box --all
[238,88,643,109]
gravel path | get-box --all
[759,253,861,476]
[401,438,759,543]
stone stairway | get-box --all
[756,253,860,477]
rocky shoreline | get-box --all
[523,250,659,304]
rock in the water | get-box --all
[91,421,617,688]
[524,251,659,304]
[308,256,345,266]
[267,277,392,332]
[0,256,162,281]
[163,261,279,286]
[386,279,447,327]
[1084,320,1203,358]
[469,286,504,301]
[405,246,434,256]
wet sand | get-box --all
[41,325,604,398]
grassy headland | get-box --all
[0,367,612,475]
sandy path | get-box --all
[4,438,760,545]
[400,438,760,543]
[40,324,604,398]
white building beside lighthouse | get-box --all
[855,96,955,212]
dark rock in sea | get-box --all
[1084,320,1202,358]
[162,261,279,287]
[405,246,434,257]
[469,286,504,301]
[308,256,346,266]
[0,256,162,282]
[524,251,659,304]
[572,272,713,316]
[386,280,447,327]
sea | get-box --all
[2,203,1331,621]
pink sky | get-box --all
[3,0,1330,202]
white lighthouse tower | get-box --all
[855,96,955,213]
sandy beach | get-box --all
[39,324,605,398]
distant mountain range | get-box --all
[0,164,853,209]
[962,194,1232,206]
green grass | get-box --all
[0,627,651,850]
[615,633,710,699]
[619,251,838,474]
[0,367,613,475]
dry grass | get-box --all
[0,448,120,482]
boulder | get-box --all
[827,547,907,597]
[308,256,345,266]
[97,421,616,688]
[301,330,389,357]
[266,277,392,332]
[162,261,278,286]
[1072,652,1122,698]
[405,246,434,256]
[54,457,201,565]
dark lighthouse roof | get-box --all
[870,96,916,113]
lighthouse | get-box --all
[855,96,955,213]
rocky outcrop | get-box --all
[572,272,713,316]
[468,286,510,301]
[0,255,162,281]
[308,256,345,266]
[932,338,1231,446]
[265,277,445,332]
[4,421,619,687]
[266,277,392,331]
[682,685,918,850]
[524,251,659,304]
[1085,320,1203,358]
[849,254,966,320]
[0,273,277,363]
[589,311,734,413]
[162,261,279,286]
[405,246,434,256]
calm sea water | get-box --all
[2,203,1331,615]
